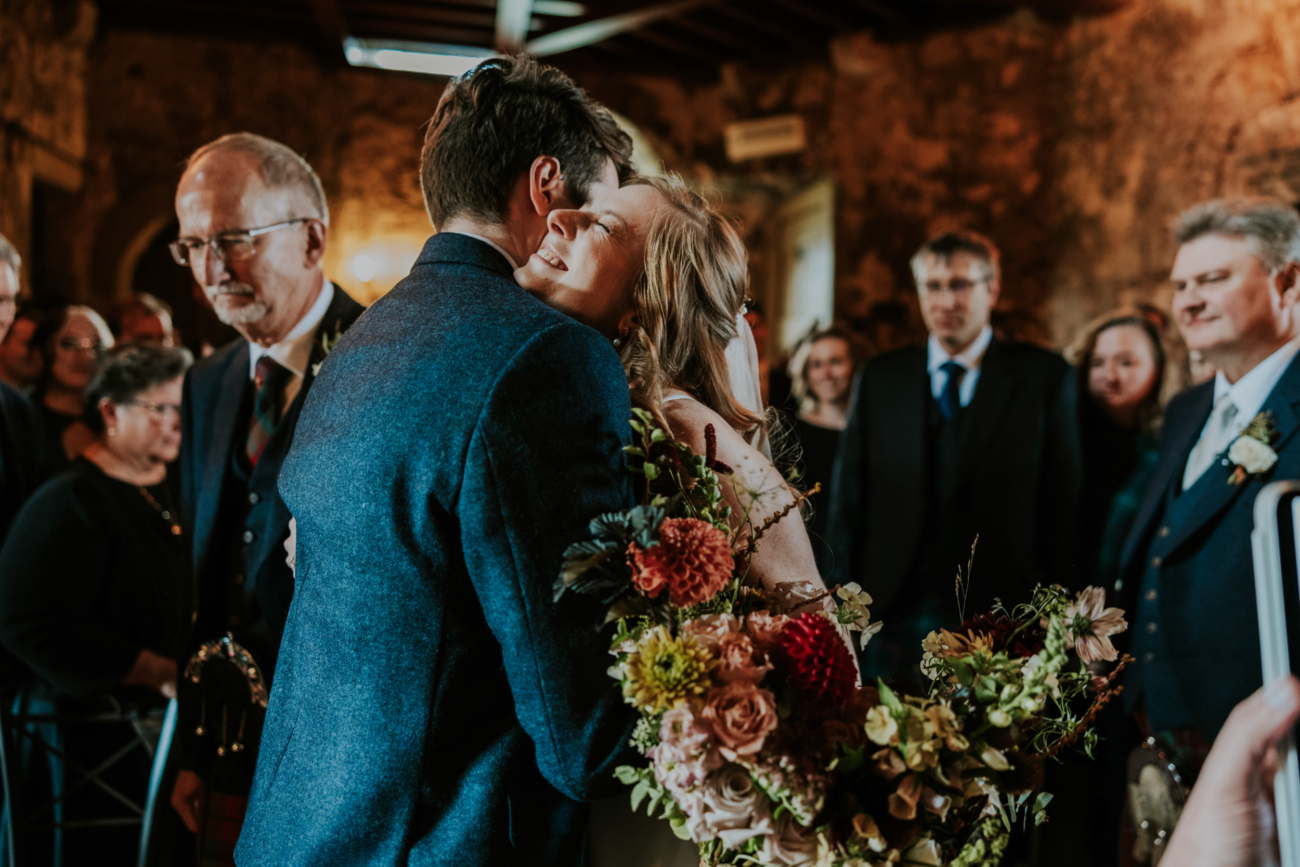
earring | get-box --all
[107,427,117,437]
[613,326,629,349]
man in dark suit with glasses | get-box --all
[828,230,1082,681]
[166,133,365,863]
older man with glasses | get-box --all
[165,132,365,865]
[827,229,1082,682]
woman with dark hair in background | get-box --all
[0,343,193,865]
[31,304,115,472]
[1068,307,1175,585]
[786,323,862,573]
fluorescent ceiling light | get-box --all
[533,1,586,15]
[344,37,495,78]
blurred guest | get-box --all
[115,291,177,347]
[1115,200,1300,865]
[828,230,1081,682]
[32,304,113,472]
[0,234,44,544]
[0,343,192,865]
[1068,308,1169,586]
[0,301,48,394]
[786,323,861,572]
[165,132,364,857]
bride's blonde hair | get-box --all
[617,174,764,441]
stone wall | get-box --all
[32,0,1300,351]
[582,0,1300,348]
[65,30,447,309]
[0,0,92,282]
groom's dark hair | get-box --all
[420,55,634,230]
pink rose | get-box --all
[653,706,720,791]
[716,633,770,685]
[680,614,738,651]
[744,611,790,658]
[701,682,778,761]
[759,814,821,866]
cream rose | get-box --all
[700,763,773,847]
[701,682,778,761]
[759,815,821,867]
[1229,435,1277,475]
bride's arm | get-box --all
[662,401,824,600]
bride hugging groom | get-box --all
[235,55,829,866]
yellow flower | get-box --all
[865,705,899,745]
[924,703,970,752]
[622,626,714,712]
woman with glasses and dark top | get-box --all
[31,304,115,473]
[0,343,193,865]
[786,323,863,575]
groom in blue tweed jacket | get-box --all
[236,57,637,865]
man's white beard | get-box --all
[208,283,270,327]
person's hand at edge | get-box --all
[1163,675,1300,867]
[123,648,178,699]
[171,769,204,834]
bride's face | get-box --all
[515,184,669,338]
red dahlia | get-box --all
[628,518,734,607]
[780,612,857,707]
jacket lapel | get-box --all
[194,342,249,567]
[1118,383,1212,571]
[255,285,366,474]
[953,339,1014,490]
[1166,354,1300,556]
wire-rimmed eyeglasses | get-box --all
[168,218,310,267]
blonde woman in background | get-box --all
[785,324,863,574]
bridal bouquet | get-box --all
[556,410,1129,867]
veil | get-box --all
[724,311,772,460]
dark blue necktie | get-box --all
[938,361,966,421]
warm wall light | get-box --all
[351,253,377,283]
[343,37,494,77]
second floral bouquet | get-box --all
[556,410,1130,867]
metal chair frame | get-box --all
[0,693,176,867]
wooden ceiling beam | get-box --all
[625,25,718,64]
[525,0,712,56]
[672,14,770,58]
[346,18,493,46]
[763,0,852,31]
[709,3,819,53]
[338,2,499,28]
[307,0,350,64]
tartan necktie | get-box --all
[937,361,966,421]
[247,355,293,467]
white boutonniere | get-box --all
[310,321,344,377]
[1226,411,1279,485]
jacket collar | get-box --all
[415,232,517,281]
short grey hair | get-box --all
[910,230,1001,286]
[1174,198,1300,271]
[186,132,329,224]
[0,232,20,280]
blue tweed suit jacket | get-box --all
[236,233,635,866]
[1117,351,1300,740]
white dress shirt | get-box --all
[1183,335,1300,481]
[927,325,993,409]
[450,232,520,270]
[247,276,333,412]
